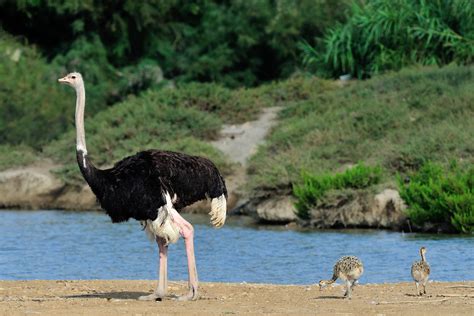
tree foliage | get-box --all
[0,0,350,87]
[301,0,474,78]
[0,0,351,146]
[0,32,69,147]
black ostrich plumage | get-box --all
[77,149,227,223]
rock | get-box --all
[255,195,297,223]
[242,189,407,229]
[0,163,98,210]
[182,190,239,214]
[241,195,297,223]
[0,165,63,209]
[53,185,98,210]
[372,189,407,227]
[0,161,240,212]
[308,189,406,229]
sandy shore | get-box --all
[0,280,473,315]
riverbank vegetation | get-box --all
[248,65,473,232]
[248,65,473,190]
[293,164,382,220]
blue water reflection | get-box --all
[0,210,472,283]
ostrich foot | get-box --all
[175,286,198,301]
[138,291,166,301]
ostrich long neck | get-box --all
[420,250,426,262]
[323,271,338,285]
[73,81,105,198]
[75,83,88,160]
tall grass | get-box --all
[301,0,474,78]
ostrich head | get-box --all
[58,72,83,89]
[420,246,428,261]
[318,280,329,290]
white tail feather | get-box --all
[209,194,227,228]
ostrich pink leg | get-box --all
[139,237,168,301]
[156,237,169,297]
[170,209,199,301]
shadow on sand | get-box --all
[313,295,346,300]
[64,291,148,300]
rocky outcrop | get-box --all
[0,163,98,210]
[239,189,407,229]
[307,189,407,229]
[0,165,63,209]
[234,193,297,224]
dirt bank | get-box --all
[0,280,472,315]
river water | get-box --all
[0,210,472,284]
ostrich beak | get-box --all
[58,77,68,84]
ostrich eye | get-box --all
[71,76,76,79]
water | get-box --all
[0,210,472,284]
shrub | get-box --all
[398,162,474,234]
[293,164,382,219]
[0,144,38,171]
[0,32,69,147]
[301,0,474,78]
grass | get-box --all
[248,65,474,194]
[161,75,336,124]
[0,144,38,171]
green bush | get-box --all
[301,0,474,78]
[293,164,382,219]
[399,162,474,233]
[0,144,38,171]
[0,33,69,148]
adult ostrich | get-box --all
[58,72,227,301]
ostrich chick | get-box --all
[319,256,364,299]
[411,246,430,296]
